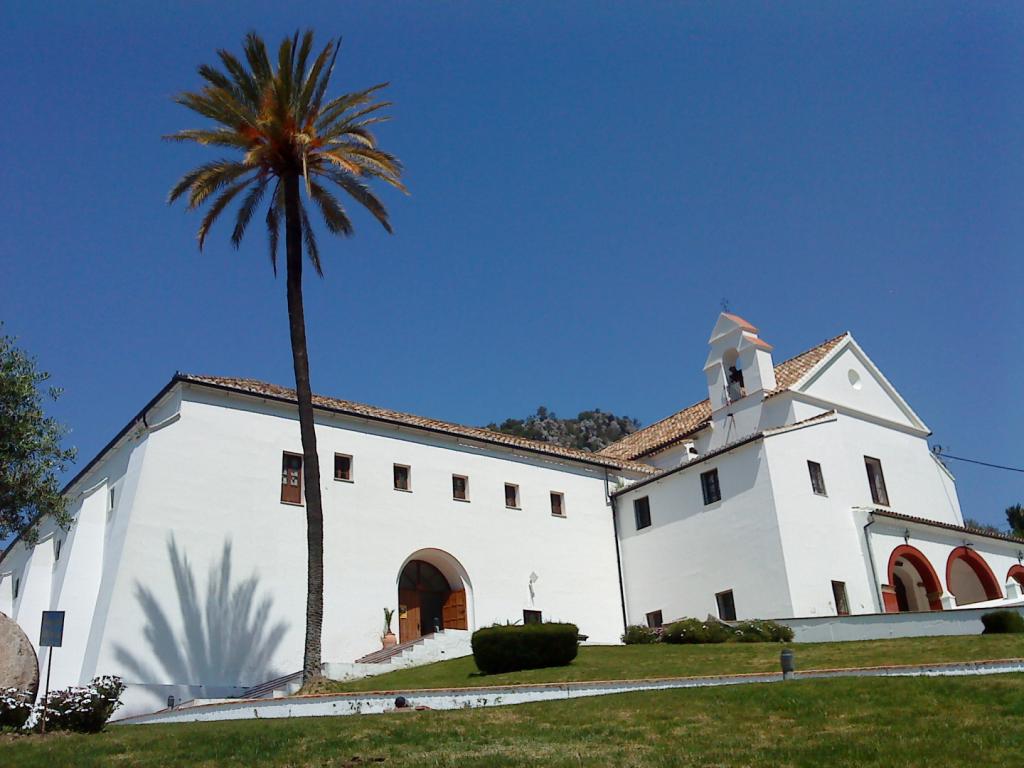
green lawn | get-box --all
[305,634,1024,694]
[5,674,1023,766]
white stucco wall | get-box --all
[615,440,794,624]
[14,382,628,717]
[798,344,924,432]
[761,417,880,618]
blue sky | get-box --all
[2,3,1021,527]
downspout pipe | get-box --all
[606,471,629,635]
[863,513,883,613]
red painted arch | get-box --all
[887,545,944,611]
[945,546,1002,602]
[1007,565,1024,588]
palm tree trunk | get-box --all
[283,171,324,683]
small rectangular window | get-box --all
[808,460,827,496]
[716,589,736,621]
[832,581,850,616]
[281,452,303,504]
[523,609,542,625]
[394,464,411,492]
[864,456,889,506]
[334,454,353,482]
[634,496,652,530]
[453,474,469,501]
[109,487,116,511]
[504,483,520,508]
[550,492,565,517]
[54,539,62,561]
[13,578,20,599]
[646,610,663,628]
[701,469,721,505]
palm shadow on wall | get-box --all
[114,537,287,688]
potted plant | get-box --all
[382,607,397,648]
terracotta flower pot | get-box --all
[382,631,398,648]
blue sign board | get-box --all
[40,611,65,648]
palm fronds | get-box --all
[168,30,405,268]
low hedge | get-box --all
[661,618,794,644]
[472,622,579,674]
[981,610,1024,634]
[622,625,660,644]
[663,618,731,644]
[732,620,795,643]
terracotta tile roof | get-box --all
[180,374,657,475]
[598,333,849,461]
[869,508,1024,547]
[722,313,758,332]
[609,410,838,499]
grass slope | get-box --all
[5,674,1023,767]
[306,634,1024,694]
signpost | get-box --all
[39,611,65,734]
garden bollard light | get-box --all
[780,649,795,680]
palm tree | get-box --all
[167,31,404,682]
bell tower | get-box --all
[703,313,777,413]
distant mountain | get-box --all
[485,407,641,452]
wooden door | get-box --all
[442,589,467,630]
[398,589,421,643]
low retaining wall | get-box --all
[785,604,1024,643]
[120,658,1024,726]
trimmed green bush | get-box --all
[622,624,660,644]
[981,610,1024,634]
[663,619,731,644]
[732,620,795,643]
[472,623,579,674]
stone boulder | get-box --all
[0,612,39,701]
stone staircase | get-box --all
[324,629,473,681]
[237,670,304,699]
[224,630,473,701]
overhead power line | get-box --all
[935,451,1024,474]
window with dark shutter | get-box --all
[716,590,736,621]
[505,483,520,508]
[864,457,889,506]
[701,469,721,505]
[334,454,352,482]
[523,610,542,625]
[634,496,652,530]
[808,460,827,496]
[453,475,469,500]
[281,453,302,504]
[394,464,411,491]
[832,581,850,616]
[646,610,663,628]
[550,492,565,517]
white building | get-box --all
[3,313,1023,716]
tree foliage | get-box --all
[1006,504,1024,538]
[166,30,404,265]
[486,406,640,452]
[0,328,76,543]
[963,517,1006,537]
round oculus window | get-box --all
[848,369,862,390]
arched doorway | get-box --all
[885,545,943,612]
[946,547,1001,606]
[397,550,471,643]
[1008,565,1024,589]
